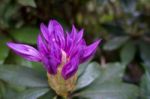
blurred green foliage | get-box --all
[0,0,150,99]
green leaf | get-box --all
[74,82,139,99]
[140,71,150,99]
[74,62,139,99]
[10,27,39,44]
[38,90,56,99]
[77,62,89,77]
[16,88,49,99]
[96,63,125,84]
[0,34,10,64]
[139,41,150,66]
[5,52,33,68]
[75,62,100,91]
[0,65,48,87]
[120,41,136,65]
[0,81,6,99]
[17,0,36,7]
[103,36,130,51]
[5,52,46,75]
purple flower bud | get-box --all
[7,19,101,97]
[7,19,101,79]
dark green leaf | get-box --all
[17,0,36,7]
[75,62,100,91]
[77,62,89,77]
[74,82,139,99]
[16,88,49,99]
[103,36,130,51]
[10,27,39,44]
[74,63,139,99]
[140,71,150,99]
[38,90,56,99]
[0,65,48,87]
[0,81,6,99]
[139,41,150,66]
[120,41,136,65]
[0,34,10,64]
[97,63,125,84]
[5,52,33,67]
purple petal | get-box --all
[43,42,62,74]
[48,20,65,48]
[62,56,79,80]
[70,25,77,39]
[42,56,58,74]
[65,33,73,53]
[82,40,101,62]
[76,29,84,43]
[40,23,51,42]
[50,42,62,61]
[37,35,48,55]
[7,42,41,62]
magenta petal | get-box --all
[76,29,84,43]
[62,57,79,80]
[43,56,58,74]
[40,23,51,42]
[48,20,65,48]
[43,42,61,74]
[82,40,101,62]
[70,25,77,39]
[48,20,64,35]
[7,42,41,62]
[37,35,48,55]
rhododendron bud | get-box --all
[7,19,101,97]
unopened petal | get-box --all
[37,35,49,55]
[40,23,51,42]
[76,29,84,43]
[48,20,65,48]
[43,56,58,74]
[7,42,41,62]
[62,56,79,80]
[82,40,101,62]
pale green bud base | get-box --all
[47,50,77,98]
[47,69,77,97]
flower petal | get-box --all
[37,35,49,55]
[76,29,84,43]
[62,56,79,80]
[48,20,65,48]
[70,25,77,40]
[43,42,62,74]
[7,42,41,62]
[42,56,58,74]
[40,23,51,42]
[82,40,101,62]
